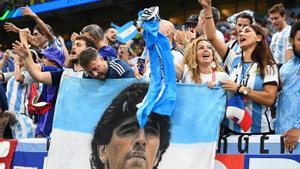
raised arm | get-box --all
[13,28,30,83]
[12,41,52,85]
[70,32,79,43]
[4,22,35,46]
[199,0,228,58]
[4,22,21,33]
[21,6,55,43]
[58,36,69,65]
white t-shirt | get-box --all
[181,65,228,84]
[171,49,184,65]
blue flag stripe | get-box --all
[54,78,226,142]
[53,77,140,133]
[16,143,47,152]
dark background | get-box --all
[0,0,300,49]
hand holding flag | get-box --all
[226,94,252,132]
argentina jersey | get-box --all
[48,37,64,54]
[6,76,29,115]
[224,48,279,133]
[227,39,241,54]
[275,55,300,134]
[270,25,292,64]
[107,60,135,79]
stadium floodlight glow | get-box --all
[11,0,98,18]
[0,10,10,21]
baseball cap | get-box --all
[40,47,65,68]
[184,14,199,26]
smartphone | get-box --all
[137,58,145,74]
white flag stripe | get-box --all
[46,129,92,169]
[159,142,217,169]
[0,141,10,158]
[118,25,137,39]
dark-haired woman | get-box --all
[200,0,279,134]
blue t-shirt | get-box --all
[98,45,117,61]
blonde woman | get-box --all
[175,37,228,87]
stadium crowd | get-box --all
[0,0,300,152]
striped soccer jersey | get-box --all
[270,25,292,65]
[224,49,279,133]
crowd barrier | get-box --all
[1,135,299,169]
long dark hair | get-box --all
[250,24,276,77]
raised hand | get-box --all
[4,22,20,33]
[19,28,31,46]
[134,64,141,80]
[21,5,37,18]
[20,28,30,36]
[174,30,188,46]
[12,41,30,59]
[71,32,79,42]
[3,50,11,61]
[199,0,212,8]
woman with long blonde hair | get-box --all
[175,37,228,87]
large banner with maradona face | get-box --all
[45,77,227,169]
[42,77,300,169]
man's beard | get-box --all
[70,57,78,64]
[108,38,116,44]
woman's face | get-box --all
[32,30,48,49]
[196,40,213,65]
[238,26,262,50]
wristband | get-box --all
[205,15,213,19]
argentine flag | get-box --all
[111,21,138,43]
[45,78,226,169]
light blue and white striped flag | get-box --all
[111,21,138,43]
[45,77,226,169]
